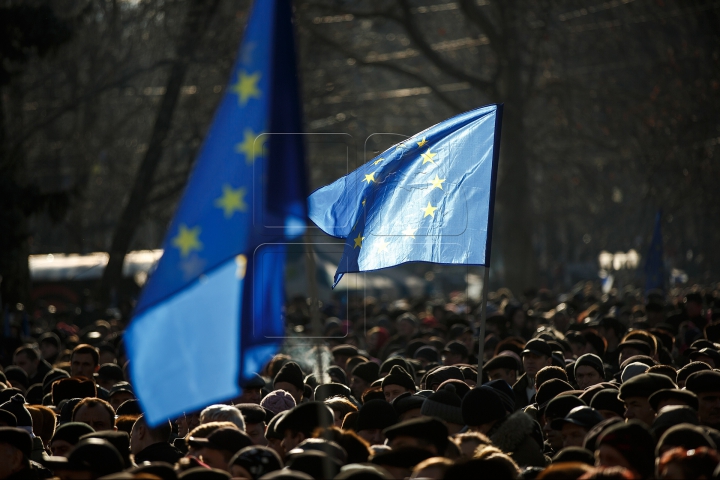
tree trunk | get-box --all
[97,0,219,302]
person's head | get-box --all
[236,404,268,446]
[0,427,32,478]
[461,386,507,434]
[381,366,416,403]
[71,344,100,379]
[188,427,252,472]
[521,339,554,381]
[397,313,418,338]
[596,420,655,479]
[383,417,449,455]
[618,373,676,426]
[355,399,398,446]
[324,396,357,428]
[273,362,305,404]
[676,361,712,389]
[574,354,605,390]
[275,402,334,452]
[685,370,720,429]
[411,457,453,479]
[73,397,116,431]
[108,383,135,411]
[175,411,201,438]
[442,341,469,366]
[129,414,172,455]
[229,445,282,480]
[237,374,265,405]
[657,446,720,479]
[483,354,520,387]
[39,333,61,362]
[48,422,95,457]
[455,432,492,458]
[350,361,380,399]
[200,405,245,431]
[535,365,569,389]
[13,346,41,379]
[543,395,587,452]
[551,406,604,448]
[96,364,125,392]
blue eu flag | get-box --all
[125,0,307,425]
[644,211,665,293]
[309,105,503,286]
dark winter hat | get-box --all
[274,362,305,391]
[689,347,720,366]
[574,353,605,378]
[651,406,699,438]
[178,468,232,480]
[414,346,439,363]
[381,366,415,392]
[43,369,70,395]
[188,427,252,454]
[4,366,29,390]
[424,366,464,390]
[597,420,656,479]
[0,409,17,427]
[590,389,625,417]
[265,411,287,440]
[442,341,469,358]
[130,463,178,480]
[52,377,97,406]
[0,394,32,427]
[275,402,334,437]
[616,340,652,357]
[483,354,520,372]
[39,332,61,348]
[332,344,359,358]
[25,384,44,405]
[677,362,712,384]
[45,438,125,476]
[544,395,587,421]
[391,393,425,418]
[685,370,720,394]
[371,447,433,470]
[420,383,463,424]
[437,379,470,399]
[51,422,95,445]
[657,423,716,456]
[484,379,516,413]
[351,362,380,384]
[379,358,413,377]
[461,386,506,426]
[522,339,553,358]
[552,446,595,466]
[649,389,699,412]
[535,379,573,411]
[356,399,398,432]
[551,406,603,431]
[109,382,133,398]
[0,388,23,405]
[236,404,268,425]
[81,431,131,468]
[582,417,623,452]
[314,383,353,402]
[383,417,449,454]
[96,364,125,384]
[293,437,347,463]
[0,426,32,457]
[618,373,676,400]
[286,450,342,479]
[116,399,142,416]
[229,446,282,480]
[327,366,348,386]
[241,373,266,390]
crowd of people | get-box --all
[1,284,720,479]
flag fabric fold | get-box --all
[125,0,306,425]
[308,105,503,286]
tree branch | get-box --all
[458,0,502,53]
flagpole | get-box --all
[304,241,325,383]
[476,266,489,375]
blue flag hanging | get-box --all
[309,105,503,286]
[124,0,307,425]
[644,211,665,293]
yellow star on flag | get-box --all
[235,129,265,164]
[363,172,376,184]
[377,238,390,252]
[362,198,366,206]
[172,224,203,257]
[231,70,261,106]
[417,137,427,147]
[402,227,417,238]
[373,158,383,165]
[214,184,247,218]
[422,202,438,218]
[421,150,437,165]
[353,233,365,249]
[430,174,446,190]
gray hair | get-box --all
[199,404,245,431]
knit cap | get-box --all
[381,366,415,392]
[261,389,296,415]
[574,353,605,378]
[355,399,398,432]
[351,362,380,384]
[273,362,305,391]
[484,379,516,413]
[461,386,506,426]
[0,394,32,428]
[621,362,649,383]
[420,383,463,424]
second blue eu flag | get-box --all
[125,0,307,425]
[309,105,503,286]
